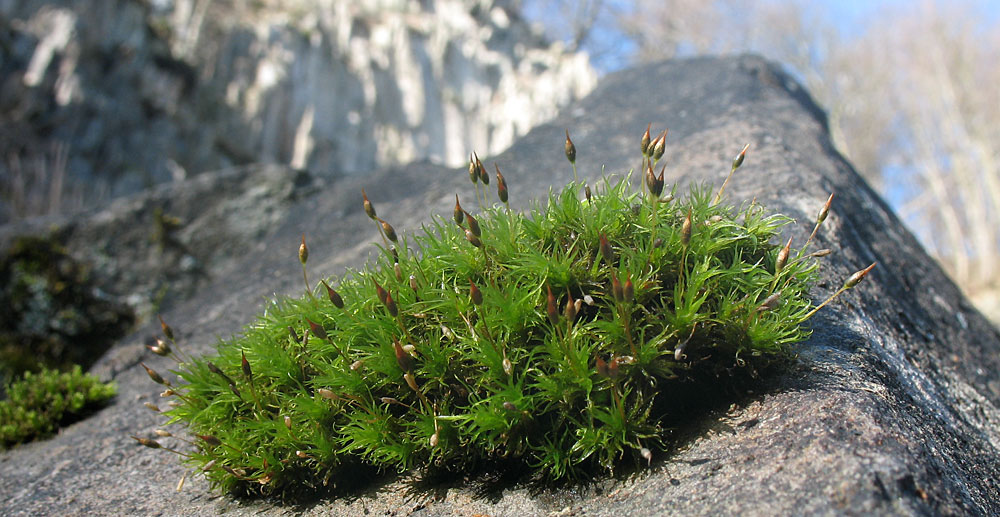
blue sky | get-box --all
[521,0,996,73]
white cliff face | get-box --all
[157,0,596,173]
[0,0,596,220]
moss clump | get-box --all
[0,365,116,448]
[137,130,872,498]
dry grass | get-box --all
[0,143,108,224]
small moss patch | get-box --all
[0,365,116,448]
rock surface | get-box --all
[1,55,999,515]
[0,164,322,320]
[0,233,134,381]
[0,0,595,220]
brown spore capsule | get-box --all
[733,143,750,170]
[651,164,665,197]
[495,164,508,203]
[599,233,614,265]
[844,262,877,289]
[468,154,479,184]
[158,315,175,342]
[394,338,413,372]
[775,237,792,274]
[132,436,162,449]
[652,130,667,160]
[564,129,576,164]
[645,162,657,193]
[299,234,309,265]
[475,152,489,185]
[207,357,232,384]
[681,209,692,246]
[322,280,345,309]
[464,210,480,237]
[362,188,377,219]
[241,350,252,379]
[640,123,651,156]
[198,434,222,447]
[612,275,624,303]
[546,284,559,326]
[307,319,328,341]
[608,356,621,378]
[596,356,610,378]
[564,290,577,322]
[374,280,388,304]
[384,290,398,317]
[142,363,168,386]
[380,219,398,243]
[470,279,483,306]
[454,195,464,225]
[465,229,482,248]
[817,193,834,224]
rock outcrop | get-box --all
[1,55,998,516]
[0,164,322,319]
[0,0,595,221]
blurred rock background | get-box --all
[0,0,595,218]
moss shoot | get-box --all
[136,129,873,498]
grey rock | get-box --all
[1,55,998,516]
[0,0,595,222]
[0,164,321,321]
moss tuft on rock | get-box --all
[0,365,116,448]
[136,130,867,498]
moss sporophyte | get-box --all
[135,128,875,497]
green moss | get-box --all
[137,132,866,498]
[0,365,116,448]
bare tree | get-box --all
[523,0,1000,321]
[873,3,1000,300]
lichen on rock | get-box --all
[0,234,134,383]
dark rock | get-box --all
[0,164,322,321]
[1,55,997,516]
[0,234,134,384]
